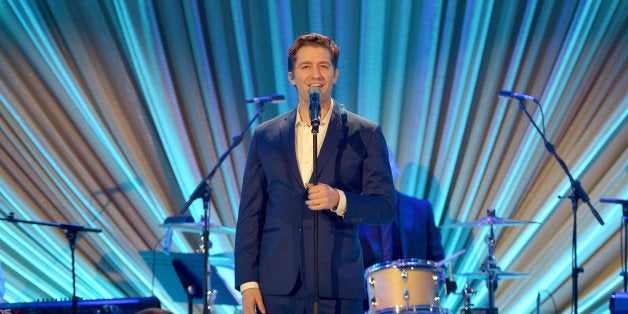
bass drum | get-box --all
[364,258,447,313]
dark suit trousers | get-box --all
[262,273,363,314]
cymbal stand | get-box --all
[459,279,477,312]
[179,100,269,314]
[0,212,101,314]
[600,198,628,292]
[201,196,216,313]
[481,218,499,312]
[621,201,628,292]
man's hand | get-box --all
[241,288,266,314]
[305,183,339,210]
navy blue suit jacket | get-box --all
[360,192,444,269]
[235,103,396,300]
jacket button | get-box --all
[297,227,303,232]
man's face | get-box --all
[288,45,339,106]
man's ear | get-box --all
[288,72,296,85]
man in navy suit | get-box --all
[235,33,396,314]
[359,150,444,268]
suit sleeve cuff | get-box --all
[240,281,259,292]
[331,189,347,217]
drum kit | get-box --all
[364,208,539,314]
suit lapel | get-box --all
[279,109,303,188]
[315,102,346,179]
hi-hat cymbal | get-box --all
[441,209,539,228]
[161,221,236,234]
[458,270,528,279]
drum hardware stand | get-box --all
[459,279,477,312]
[483,218,499,312]
[179,97,273,314]
[600,198,628,292]
[507,95,604,314]
[0,212,101,314]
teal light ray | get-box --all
[431,0,494,222]
[400,0,440,199]
[380,0,413,148]
[1,92,170,300]
[433,0,494,280]
[418,0,456,210]
[401,2,457,197]
[268,1,293,114]
[357,0,386,122]
[113,0,199,199]
[227,1,258,130]
[538,0,600,118]
[0,204,71,299]
[13,0,191,257]
[184,0,243,228]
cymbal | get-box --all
[458,270,528,279]
[441,209,539,228]
[161,221,236,234]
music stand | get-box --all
[139,251,238,313]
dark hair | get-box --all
[287,33,340,72]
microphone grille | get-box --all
[308,85,321,94]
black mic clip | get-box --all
[498,90,539,102]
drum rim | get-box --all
[373,304,445,313]
[364,258,439,274]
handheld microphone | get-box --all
[498,90,539,102]
[246,94,285,104]
[600,198,628,206]
[308,85,321,129]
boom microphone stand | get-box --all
[507,94,604,314]
[0,212,101,314]
[179,95,278,313]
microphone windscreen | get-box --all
[308,85,321,95]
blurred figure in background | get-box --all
[359,147,445,268]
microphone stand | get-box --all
[179,101,269,314]
[311,121,320,314]
[0,212,101,314]
[515,99,604,314]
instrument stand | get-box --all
[459,279,477,313]
[482,212,499,312]
[311,116,320,314]
[0,213,101,314]
[600,199,628,292]
[201,193,215,313]
[514,98,604,314]
[622,203,628,292]
[179,101,269,314]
